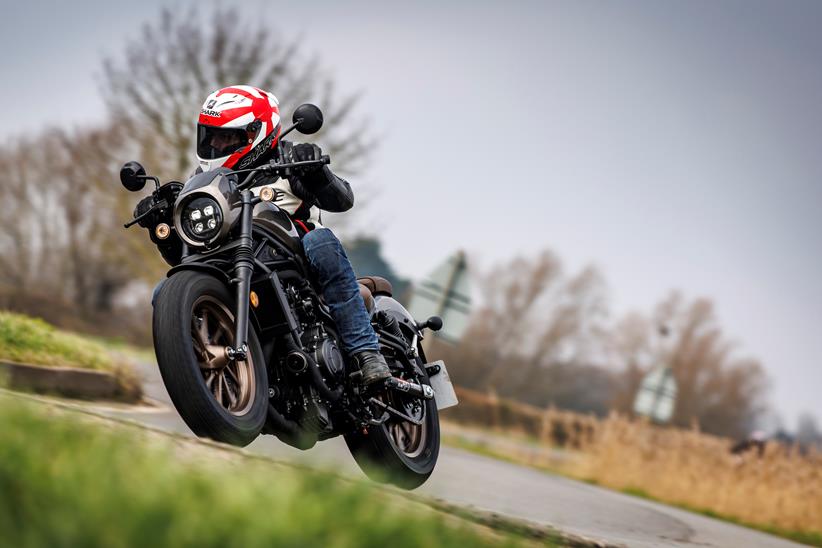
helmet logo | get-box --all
[237,131,276,169]
[201,99,221,117]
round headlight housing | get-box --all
[180,196,223,243]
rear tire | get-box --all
[345,356,440,490]
[153,271,267,447]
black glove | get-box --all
[293,143,323,167]
[291,143,329,191]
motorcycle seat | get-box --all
[358,283,375,313]
[357,276,393,297]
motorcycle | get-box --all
[120,104,458,489]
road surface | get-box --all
[87,359,804,548]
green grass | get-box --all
[0,396,523,548]
[0,311,117,371]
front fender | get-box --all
[167,262,232,285]
[155,263,262,337]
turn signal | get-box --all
[155,223,171,239]
[249,291,259,308]
[260,187,275,202]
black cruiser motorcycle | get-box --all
[120,104,457,489]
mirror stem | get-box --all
[139,175,161,191]
[277,121,301,141]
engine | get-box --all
[274,281,349,435]
[284,281,346,380]
[313,336,345,379]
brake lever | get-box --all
[123,199,168,229]
[265,156,330,173]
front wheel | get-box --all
[153,271,268,447]
[344,359,440,489]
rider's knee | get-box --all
[302,227,337,247]
[302,228,341,258]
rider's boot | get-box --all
[354,350,392,386]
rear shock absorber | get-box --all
[377,310,406,343]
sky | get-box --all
[1,0,820,428]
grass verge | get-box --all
[0,310,117,370]
[0,310,140,399]
[0,394,532,548]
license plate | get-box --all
[426,360,458,410]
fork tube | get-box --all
[232,189,255,356]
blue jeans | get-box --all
[302,228,379,354]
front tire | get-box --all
[153,271,267,447]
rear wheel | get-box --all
[153,271,267,446]
[345,352,440,489]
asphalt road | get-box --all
[89,359,805,548]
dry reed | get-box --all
[446,387,822,536]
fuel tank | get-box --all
[252,201,303,255]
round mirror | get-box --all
[120,161,147,192]
[292,104,324,135]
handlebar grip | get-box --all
[321,155,331,165]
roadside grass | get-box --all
[0,310,117,370]
[442,422,822,547]
[0,396,528,548]
[0,310,141,398]
[87,333,156,363]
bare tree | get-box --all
[796,412,822,450]
[612,292,770,438]
[0,140,37,290]
[441,251,615,413]
[0,126,153,316]
[609,312,653,411]
[100,7,374,183]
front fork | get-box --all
[227,189,257,361]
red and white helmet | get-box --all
[196,85,281,172]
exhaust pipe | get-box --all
[385,377,434,400]
[266,404,316,450]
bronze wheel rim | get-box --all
[190,295,256,417]
[386,390,427,458]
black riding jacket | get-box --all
[258,140,354,231]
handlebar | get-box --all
[124,155,331,228]
[236,155,330,190]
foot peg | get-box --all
[384,377,434,400]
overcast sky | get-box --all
[2,0,820,428]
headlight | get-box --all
[180,196,223,242]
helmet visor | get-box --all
[197,124,251,159]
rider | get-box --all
[142,85,391,386]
